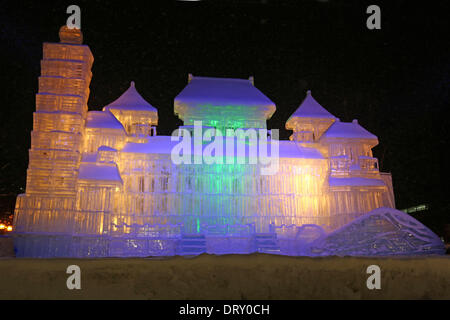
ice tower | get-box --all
[286,91,395,224]
[286,90,336,144]
[14,26,93,247]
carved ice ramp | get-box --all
[309,207,446,256]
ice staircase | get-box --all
[254,233,280,254]
[179,234,207,256]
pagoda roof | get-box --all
[174,75,275,110]
[323,119,377,140]
[103,81,157,112]
[288,90,336,120]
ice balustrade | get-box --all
[330,155,379,176]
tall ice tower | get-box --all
[14,26,93,237]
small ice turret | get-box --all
[286,90,336,143]
[103,81,158,137]
[322,118,379,177]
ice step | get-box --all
[179,234,207,255]
[254,233,280,253]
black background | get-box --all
[0,0,448,234]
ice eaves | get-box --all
[174,76,275,108]
[323,121,377,140]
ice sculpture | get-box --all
[12,26,443,257]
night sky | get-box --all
[0,0,448,234]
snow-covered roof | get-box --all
[174,75,275,108]
[278,141,324,159]
[98,146,117,152]
[86,111,125,130]
[329,177,385,187]
[78,163,122,182]
[103,81,157,112]
[81,153,98,162]
[121,136,177,155]
[323,120,377,140]
[121,135,324,159]
[288,90,336,120]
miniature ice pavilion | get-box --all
[13,26,444,257]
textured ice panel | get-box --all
[309,208,446,256]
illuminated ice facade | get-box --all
[13,27,445,257]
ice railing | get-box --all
[270,223,297,238]
[269,223,326,241]
[330,155,379,177]
[200,223,256,237]
[108,222,257,238]
[109,222,183,238]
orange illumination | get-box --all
[0,224,5,230]
[6,226,12,232]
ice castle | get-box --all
[13,26,445,257]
